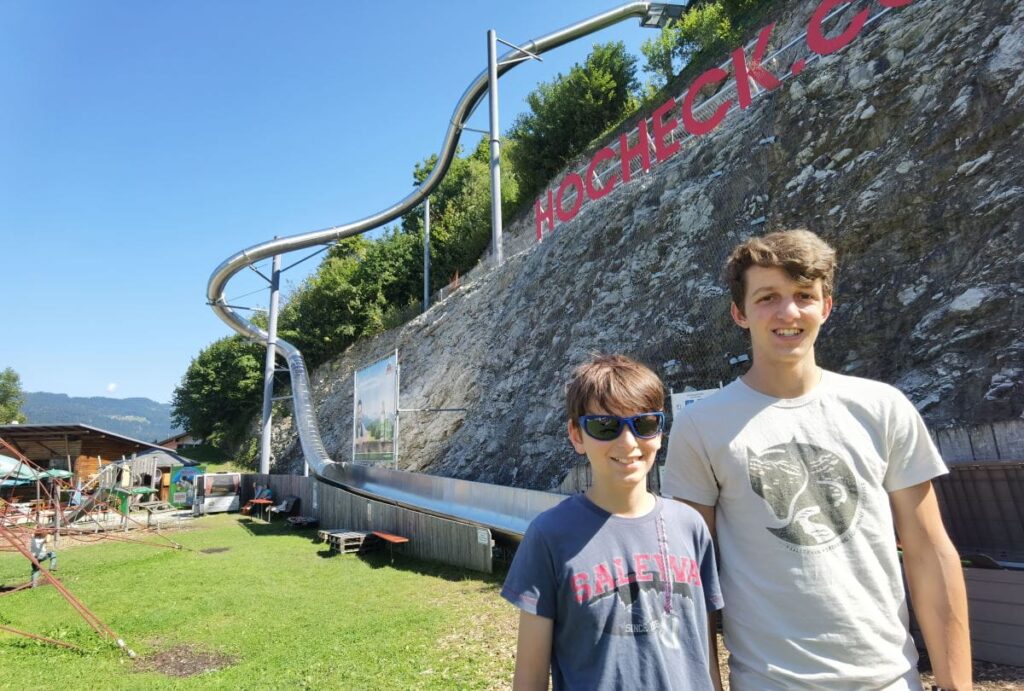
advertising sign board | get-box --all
[670,389,720,419]
[353,351,399,466]
[170,465,205,508]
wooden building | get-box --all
[0,423,192,486]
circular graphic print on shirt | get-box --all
[746,440,860,548]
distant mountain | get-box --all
[21,392,181,443]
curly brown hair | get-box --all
[725,229,837,313]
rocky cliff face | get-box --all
[272,0,1023,489]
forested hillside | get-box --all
[22,392,179,442]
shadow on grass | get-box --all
[357,550,507,587]
[232,514,506,585]
[237,518,318,539]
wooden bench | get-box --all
[372,531,409,563]
[317,529,410,561]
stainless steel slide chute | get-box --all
[317,462,565,540]
[208,3,666,539]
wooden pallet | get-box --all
[318,529,377,554]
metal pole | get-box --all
[259,251,282,475]
[394,352,401,471]
[487,29,503,266]
[423,196,430,311]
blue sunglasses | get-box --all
[578,412,665,441]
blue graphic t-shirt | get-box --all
[502,494,723,690]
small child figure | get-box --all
[30,528,57,588]
[502,354,724,690]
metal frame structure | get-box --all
[211,1,909,540]
[0,436,158,655]
[208,3,682,539]
[485,29,544,267]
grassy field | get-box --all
[0,514,517,690]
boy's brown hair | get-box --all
[566,354,664,426]
[725,228,837,312]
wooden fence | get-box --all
[910,567,1024,667]
[932,462,1024,563]
[932,419,1024,464]
[244,474,492,573]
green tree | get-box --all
[641,1,737,87]
[507,41,639,201]
[277,227,423,368]
[278,237,371,367]
[170,336,264,448]
[402,137,520,294]
[0,367,27,424]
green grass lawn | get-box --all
[198,460,247,474]
[174,444,246,473]
[0,514,517,690]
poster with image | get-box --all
[353,351,399,466]
[170,465,205,508]
[669,389,720,419]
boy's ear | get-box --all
[730,302,749,329]
[822,294,833,321]
[567,420,587,455]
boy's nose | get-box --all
[777,298,801,319]
[612,426,639,449]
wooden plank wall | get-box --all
[963,568,1024,666]
[75,455,100,484]
[243,473,314,516]
[932,464,1024,563]
[910,567,1024,667]
[932,419,1024,463]
[246,474,492,574]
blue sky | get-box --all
[1,1,656,404]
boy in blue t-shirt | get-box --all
[502,354,724,690]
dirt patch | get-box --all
[714,642,1023,690]
[199,547,230,554]
[133,644,238,677]
[920,658,1024,690]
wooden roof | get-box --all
[0,424,170,464]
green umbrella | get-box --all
[0,455,40,482]
[41,469,74,479]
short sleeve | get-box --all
[662,410,720,506]
[883,390,948,492]
[501,521,558,619]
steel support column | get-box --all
[259,252,282,475]
[423,196,431,311]
[487,29,503,267]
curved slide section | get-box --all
[209,3,659,538]
[281,341,564,538]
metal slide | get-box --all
[208,3,666,539]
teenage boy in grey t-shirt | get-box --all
[503,354,724,690]
[663,229,971,690]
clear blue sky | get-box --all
[1,1,656,404]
